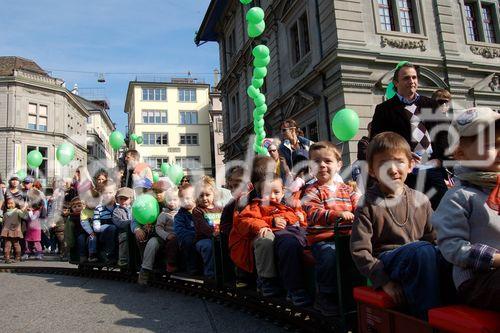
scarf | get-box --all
[456,172,500,213]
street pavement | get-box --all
[0,273,286,333]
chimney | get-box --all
[213,68,220,87]
[71,83,79,95]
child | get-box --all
[230,173,303,297]
[193,176,222,278]
[432,108,500,310]
[79,189,101,263]
[93,181,118,263]
[112,187,134,267]
[350,132,439,319]
[1,196,27,263]
[67,196,85,260]
[302,141,359,315]
[25,190,45,260]
[155,187,180,272]
[174,184,198,275]
[51,202,70,260]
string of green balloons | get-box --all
[241,0,269,156]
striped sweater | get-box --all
[302,181,359,227]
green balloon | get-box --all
[160,162,170,176]
[16,170,27,181]
[246,7,265,24]
[240,0,252,4]
[255,104,267,115]
[253,67,267,79]
[253,109,266,119]
[253,93,266,107]
[254,118,265,128]
[56,142,75,166]
[132,194,160,225]
[167,164,184,185]
[331,108,360,142]
[109,131,125,150]
[152,171,160,183]
[252,77,264,89]
[136,136,143,144]
[247,21,265,38]
[253,55,270,68]
[27,150,43,169]
[247,85,260,99]
[385,82,396,99]
[130,134,138,141]
[396,60,410,69]
[252,45,270,59]
[258,130,266,138]
[256,146,268,156]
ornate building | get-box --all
[196,0,500,164]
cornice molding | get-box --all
[380,36,426,51]
[470,45,500,59]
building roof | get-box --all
[195,0,228,45]
[0,56,48,76]
[74,94,115,130]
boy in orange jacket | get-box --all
[230,173,306,300]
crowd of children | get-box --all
[1,107,498,318]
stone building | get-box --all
[196,0,500,164]
[0,56,89,187]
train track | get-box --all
[0,264,342,333]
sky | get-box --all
[0,0,219,132]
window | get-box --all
[176,156,201,170]
[144,157,169,170]
[143,132,168,145]
[179,111,198,125]
[289,13,311,64]
[178,88,196,102]
[230,92,240,127]
[376,0,419,34]
[226,28,236,66]
[27,146,48,179]
[142,88,166,101]
[482,5,497,43]
[179,134,199,145]
[463,1,499,44]
[86,117,92,124]
[28,103,48,131]
[215,117,223,132]
[141,110,168,124]
[465,3,480,41]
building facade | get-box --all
[209,86,225,185]
[124,78,214,176]
[196,0,500,165]
[0,56,89,187]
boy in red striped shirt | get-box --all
[302,141,359,316]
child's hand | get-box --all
[493,253,500,269]
[273,217,287,230]
[295,211,305,223]
[135,228,146,242]
[382,281,405,305]
[258,227,273,238]
[339,211,355,222]
[89,232,96,239]
[166,233,176,241]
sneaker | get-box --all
[20,254,29,261]
[313,292,340,316]
[79,256,88,264]
[166,263,178,273]
[4,258,13,264]
[138,270,150,286]
[286,289,313,307]
[117,259,128,267]
[88,255,98,263]
[35,254,44,260]
[257,277,282,297]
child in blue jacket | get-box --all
[174,184,198,274]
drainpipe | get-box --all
[6,84,9,176]
[314,0,332,141]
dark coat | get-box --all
[370,95,448,161]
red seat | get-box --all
[428,305,500,333]
[353,286,396,309]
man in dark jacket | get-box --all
[370,63,447,209]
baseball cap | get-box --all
[452,107,500,138]
[23,176,34,183]
[116,187,134,199]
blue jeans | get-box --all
[77,233,97,257]
[195,239,214,278]
[311,241,337,295]
[98,224,117,260]
[379,241,441,319]
[179,235,198,274]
